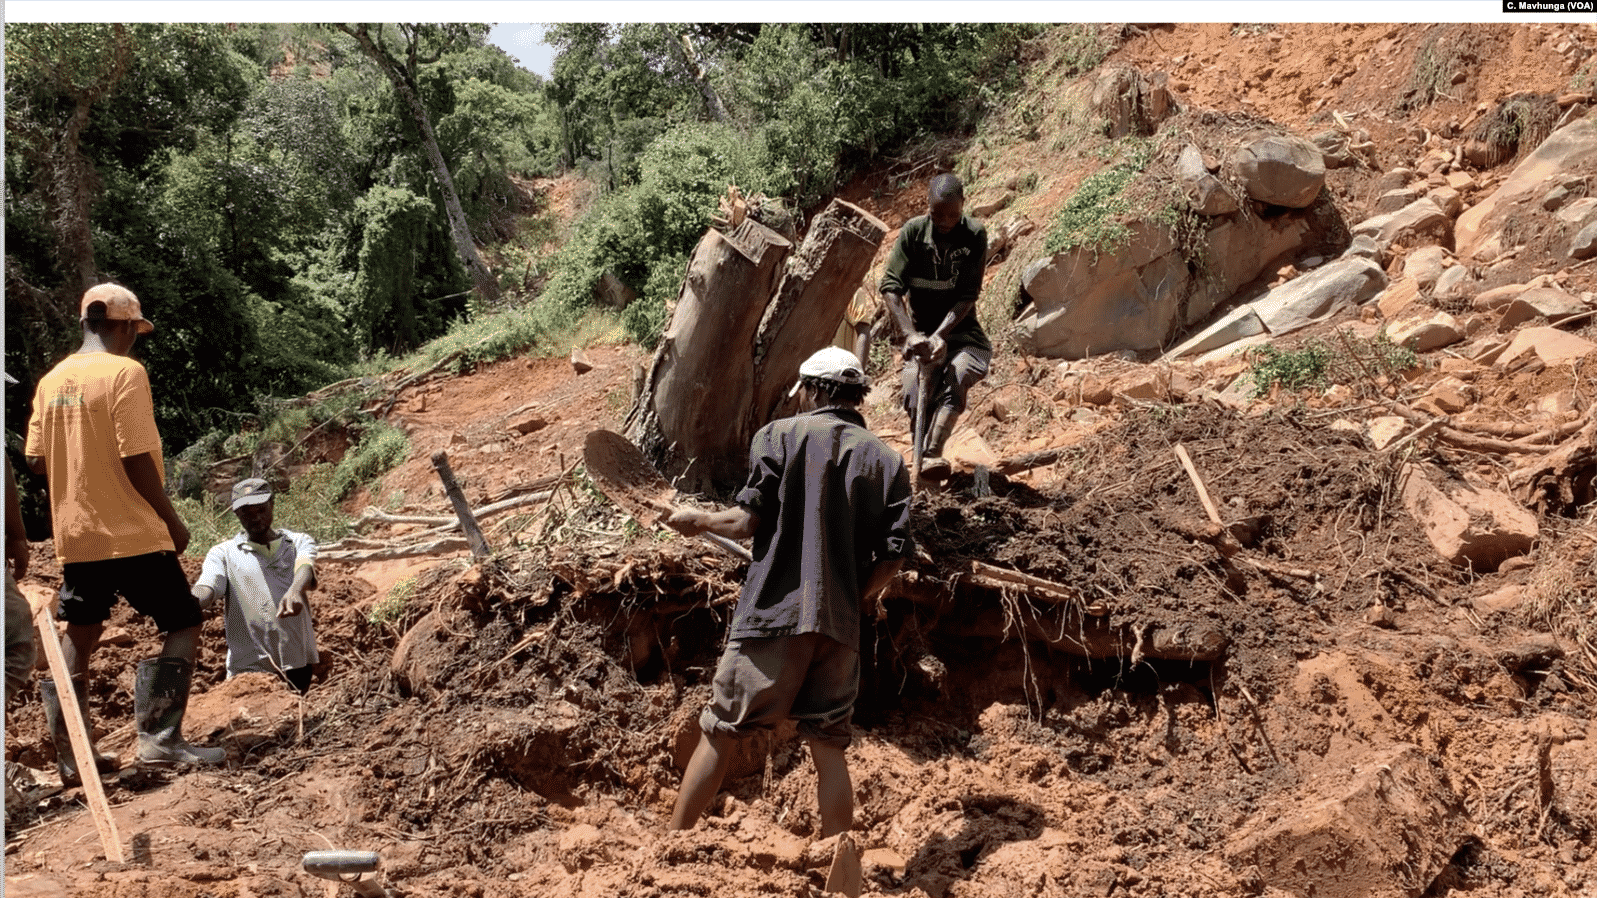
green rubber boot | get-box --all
[39,677,119,786]
[134,658,225,766]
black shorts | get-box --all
[59,552,202,633]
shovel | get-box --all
[910,355,935,491]
[582,430,752,562]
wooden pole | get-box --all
[1173,443,1224,526]
[429,451,491,559]
[31,601,125,863]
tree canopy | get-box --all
[5,21,1037,457]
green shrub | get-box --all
[1043,138,1154,257]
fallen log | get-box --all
[320,537,470,562]
[1381,401,1542,455]
[994,446,1070,476]
[1510,415,1597,514]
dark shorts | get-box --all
[59,552,202,633]
[700,632,859,750]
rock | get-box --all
[1399,464,1538,571]
[1444,170,1475,191]
[1373,187,1423,215]
[969,191,1014,219]
[1351,198,1451,251]
[506,412,549,436]
[1233,135,1327,208]
[1015,210,1316,359]
[1433,265,1476,302]
[1248,257,1388,334]
[1541,184,1573,212]
[1427,185,1464,218]
[1471,283,1531,311]
[1389,311,1463,353]
[985,214,1036,263]
[1312,129,1357,168]
[1557,197,1597,226]
[1402,246,1450,292]
[1341,233,1383,262]
[1376,280,1421,319]
[1225,744,1470,898]
[1570,219,1597,260]
[1497,287,1588,331]
[1498,326,1597,367]
[1163,306,1266,359]
[1457,117,1597,259]
[569,347,593,374]
[1366,415,1410,450]
[1178,143,1239,215]
[593,270,637,309]
[1416,375,1474,414]
[1536,389,1579,417]
[1375,168,1414,193]
[1472,584,1527,615]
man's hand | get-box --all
[903,333,946,365]
[192,584,217,615]
[278,587,305,618]
[665,508,710,537]
[167,518,191,556]
[6,535,28,581]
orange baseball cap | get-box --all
[80,283,154,334]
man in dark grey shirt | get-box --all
[665,347,913,839]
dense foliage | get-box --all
[5,21,1040,462]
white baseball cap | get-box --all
[790,346,870,397]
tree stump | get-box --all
[625,219,792,494]
[626,200,887,497]
[748,199,888,431]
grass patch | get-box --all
[1053,24,1109,77]
[1246,333,1418,399]
[1042,137,1155,257]
[368,577,418,626]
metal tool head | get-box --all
[302,850,381,880]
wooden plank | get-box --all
[1174,443,1225,526]
[31,601,125,863]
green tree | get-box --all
[331,23,502,306]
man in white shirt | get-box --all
[192,478,319,693]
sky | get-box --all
[486,23,555,78]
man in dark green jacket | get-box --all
[879,173,990,480]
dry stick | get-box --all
[430,451,491,559]
[1173,443,1225,526]
[1383,416,1446,455]
[31,603,125,863]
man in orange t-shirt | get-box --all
[25,283,224,783]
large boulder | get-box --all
[1457,117,1597,260]
[1233,135,1326,209]
[1399,464,1538,572]
[1351,198,1451,251]
[1248,257,1387,333]
[1177,143,1238,216]
[1224,743,1470,898]
[1016,210,1314,359]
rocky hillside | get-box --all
[6,22,1597,898]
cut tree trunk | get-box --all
[747,199,889,432]
[626,199,887,497]
[625,219,793,494]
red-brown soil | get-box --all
[8,22,1597,898]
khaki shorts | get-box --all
[5,572,35,700]
[700,632,859,750]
